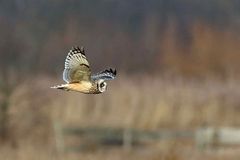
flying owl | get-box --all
[51,46,116,94]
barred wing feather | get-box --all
[63,47,91,83]
[91,68,117,81]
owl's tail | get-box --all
[50,84,70,91]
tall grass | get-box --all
[48,75,240,129]
[0,75,239,159]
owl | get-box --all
[51,46,116,94]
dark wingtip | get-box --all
[109,68,117,75]
[80,46,85,55]
[71,46,85,55]
[100,68,117,76]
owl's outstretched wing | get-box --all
[63,46,91,83]
[91,68,117,81]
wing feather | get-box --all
[63,46,91,83]
[91,68,117,81]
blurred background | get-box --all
[0,0,240,160]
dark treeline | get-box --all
[0,0,240,77]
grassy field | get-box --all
[1,75,240,160]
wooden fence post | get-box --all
[123,128,132,151]
[53,121,65,154]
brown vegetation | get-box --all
[0,1,240,76]
[0,75,239,159]
[0,1,240,159]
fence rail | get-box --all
[195,127,240,149]
[53,124,240,152]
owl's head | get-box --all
[97,79,107,93]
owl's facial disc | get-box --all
[97,79,107,93]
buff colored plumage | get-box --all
[51,46,116,94]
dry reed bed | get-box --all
[52,76,240,129]
[8,76,240,133]
[2,75,240,160]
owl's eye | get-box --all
[100,82,105,88]
[97,81,107,93]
